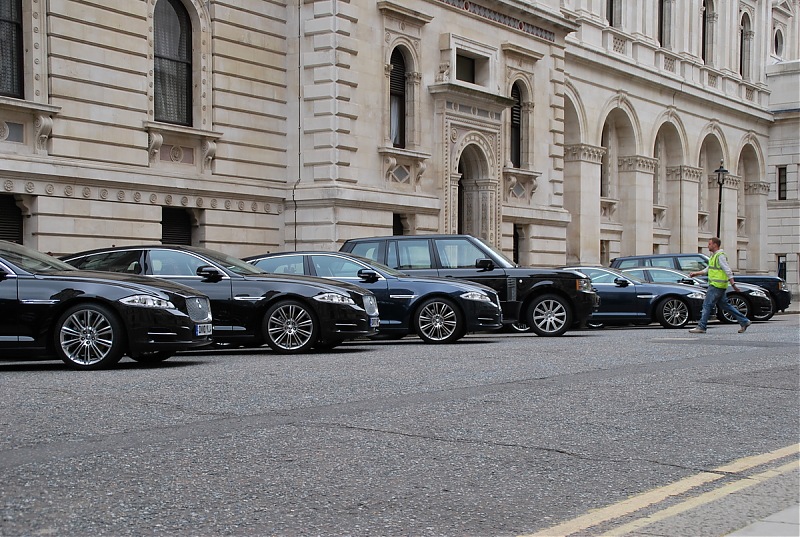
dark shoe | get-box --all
[738,321,752,334]
[688,327,706,334]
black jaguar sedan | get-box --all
[62,245,379,353]
[562,266,707,329]
[244,251,503,344]
[0,240,212,370]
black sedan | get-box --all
[245,251,503,344]
[621,266,774,322]
[562,266,706,329]
[62,245,379,353]
[0,240,212,370]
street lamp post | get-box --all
[715,160,728,237]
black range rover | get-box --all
[341,234,598,337]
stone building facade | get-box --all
[0,0,797,294]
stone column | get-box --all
[667,165,702,252]
[618,155,657,255]
[564,144,604,264]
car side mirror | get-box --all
[614,278,629,287]
[475,258,494,271]
[357,269,379,283]
[196,265,223,282]
[0,268,10,281]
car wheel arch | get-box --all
[47,297,130,354]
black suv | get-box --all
[341,234,598,336]
[609,253,792,314]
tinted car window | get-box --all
[435,238,486,269]
[614,258,646,269]
[624,268,647,280]
[348,241,381,262]
[677,256,707,272]
[581,268,619,283]
[651,258,675,268]
[255,255,305,275]
[149,250,207,277]
[396,239,433,270]
[70,250,142,274]
[311,255,365,278]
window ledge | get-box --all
[144,121,222,172]
[0,98,61,155]
[379,146,431,188]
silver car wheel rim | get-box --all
[723,297,748,322]
[268,304,314,350]
[663,299,689,326]
[418,301,457,341]
[532,299,567,334]
[59,309,115,366]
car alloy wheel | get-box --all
[263,300,318,354]
[527,294,572,337]
[55,303,125,369]
[721,295,750,323]
[415,298,463,344]
[656,297,689,328]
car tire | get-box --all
[751,295,775,322]
[414,297,463,344]
[131,351,175,364]
[720,295,751,323]
[527,294,572,337]
[655,297,690,328]
[263,300,319,354]
[54,303,125,370]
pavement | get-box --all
[725,504,799,536]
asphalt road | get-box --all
[1,315,798,536]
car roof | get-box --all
[344,234,476,241]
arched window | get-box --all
[739,13,752,79]
[154,0,193,126]
[389,48,406,149]
[510,83,522,168]
[0,0,23,99]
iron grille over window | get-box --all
[0,195,23,243]
[510,84,522,168]
[161,207,192,245]
[0,0,23,99]
[390,49,406,149]
[154,0,192,126]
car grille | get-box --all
[185,296,212,322]
[362,295,379,316]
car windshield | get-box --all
[472,237,516,268]
[0,242,77,273]
[195,248,268,276]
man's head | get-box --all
[707,237,721,252]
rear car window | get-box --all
[395,240,433,270]
[677,256,707,272]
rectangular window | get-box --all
[777,255,787,280]
[777,166,787,200]
[0,0,24,98]
[456,54,475,84]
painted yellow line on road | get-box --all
[600,460,799,536]
[520,443,799,537]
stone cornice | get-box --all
[564,143,605,164]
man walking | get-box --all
[688,237,752,334]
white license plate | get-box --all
[196,323,213,336]
[370,317,380,328]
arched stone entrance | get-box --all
[447,139,500,243]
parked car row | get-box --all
[3,237,785,370]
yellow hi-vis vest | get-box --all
[708,251,729,289]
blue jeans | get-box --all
[697,285,750,329]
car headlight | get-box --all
[749,289,768,298]
[314,292,356,305]
[576,278,593,292]
[460,291,494,303]
[120,295,175,309]
[687,292,706,299]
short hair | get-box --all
[709,237,721,247]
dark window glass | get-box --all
[155,0,192,126]
[161,207,192,245]
[0,0,23,98]
[456,54,475,83]
[510,84,522,168]
[777,166,787,200]
[389,49,406,149]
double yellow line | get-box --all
[521,443,799,537]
